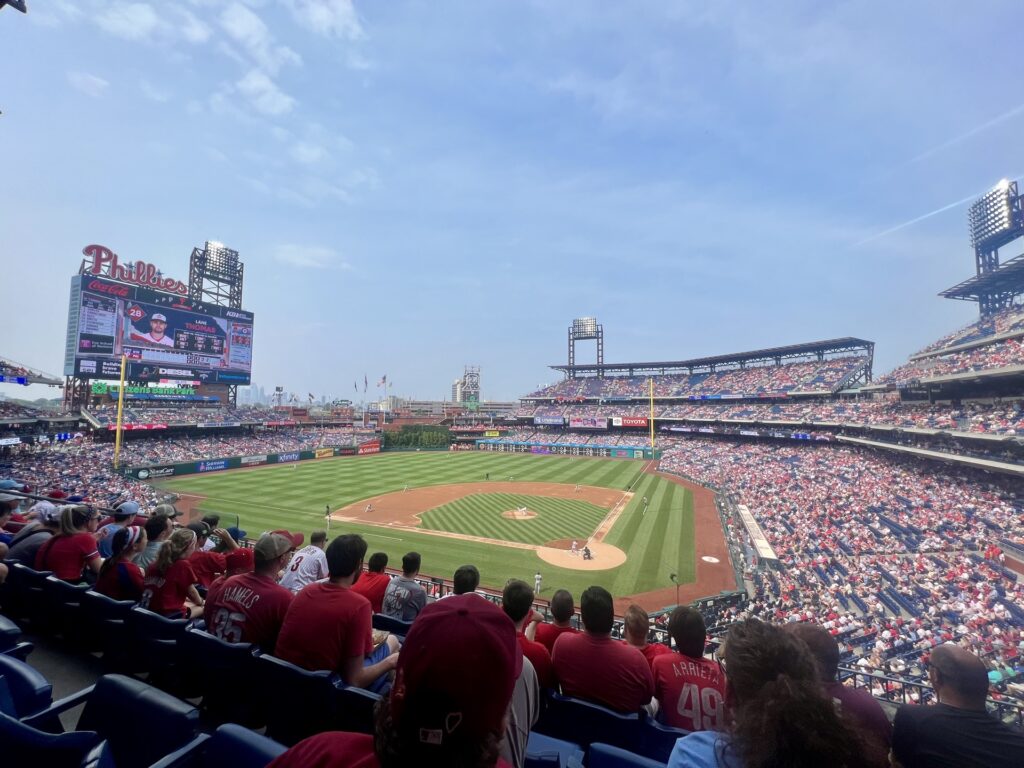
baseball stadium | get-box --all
[3,5,1024,766]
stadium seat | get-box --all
[372,612,414,636]
[331,683,382,734]
[178,626,262,726]
[0,563,52,625]
[149,724,287,768]
[126,606,189,686]
[533,693,642,754]
[526,731,586,767]
[22,674,200,768]
[0,707,102,768]
[0,614,33,660]
[42,575,91,640]
[254,653,340,745]
[80,590,137,671]
[0,652,54,719]
[588,742,668,768]
[81,740,118,768]
[638,714,688,763]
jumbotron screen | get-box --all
[64,275,254,384]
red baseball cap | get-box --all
[225,548,254,572]
[270,529,304,548]
[390,595,522,749]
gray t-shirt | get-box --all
[381,575,427,622]
[502,655,540,768]
[134,540,164,570]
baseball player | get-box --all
[570,540,578,556]
[534,571,542,594]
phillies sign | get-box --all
[80,244,188,296]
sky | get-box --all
[2,1,1023,402]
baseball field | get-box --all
[153,450,734,611]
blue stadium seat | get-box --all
[0,562,52,626]
[638,714,688,763]
[533,692,642,754]
[331,682,382,735]
[0,613,33,660]
[81,740,118,768]
[22,674,200,768]
[254,653,340,745]
[149,724,287,768]
[126,606,189,686]
[372,612,414,636]
[588,742,668,768]
[178,626,263,727]
[80,590,137,672]
[42,575,91,640]
[526,731,585,767]
[0,707,102,768]
[0,652,54,719]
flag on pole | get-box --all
[378,374,387,387]
[308,393,315,402]
[353,381,357,392]
[363,374,368,393]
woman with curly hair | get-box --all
[668,618,887,768]
[140,527,204,619]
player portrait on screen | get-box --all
[130,313,174,347]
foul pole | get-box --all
[649,377,655,449]
[113,354,127,469]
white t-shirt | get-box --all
[278,545,328,593]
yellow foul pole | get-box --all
[649,377,655,450]
[113,354,127,469]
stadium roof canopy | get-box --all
[0,357,62,386]
[550,337,874,377]
[940,251,1024,304]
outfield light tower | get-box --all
[968,179,1024,316]
[568,317,604,379]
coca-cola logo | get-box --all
[81,244,188,296]
[88,279,130,297]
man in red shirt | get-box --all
[204,533,295,652]
[275,534,399,692]
[535,589,579,654]
[501,579,554,689]
[186,521,256,589]
[267,595,522,768]
[552,586,654,713]
[350,551,390,613]
[651,606,727,732]
[624,603,671,668]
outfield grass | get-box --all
[155,451,694,603]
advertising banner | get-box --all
[266,420,297,427]
[530,446,552,454]
[484,430,500,437]
[240,455,268,466]
[337,446,357,455]
[106,423,168,431]
[568,417,607,429]
[197,459,229,473]
[621,416,648,427]
[135,465,175,479]
[357,440,381,455]
[277,452,300,463]
[533,416,564,426]
[315,448,333,459]
[0,437,23,445]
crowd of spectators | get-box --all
[526,356,868,401]
[914,304,1024,356]
[0,402,44,420]
[88,404,282,426]
[879,337,1024,386]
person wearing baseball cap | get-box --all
[268,594,522,768]
[132,313,174,347]
[186,521,245,589]
[96,500,141,559]
[204,534,293,651]
[4,501,62,566]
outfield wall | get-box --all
[475,439,657,460]
[124,439,382,480]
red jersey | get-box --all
[651,651,727,732]
[517,632,554,689]
[142,559,198,617]
[636,641,672,669]
[535,623,578,654]
[267,731,513,768]
[552,632,654,713]
[35,533,100,581]
[350,571,390,613]
[95,561,145,601]
[205,571,293,651]
[275,582,373,673]
[188,549,227,588]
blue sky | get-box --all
[2,1,1022,402]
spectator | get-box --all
[382,551,427,622]
[668,619,885,768]
[96,501,140,559]
[34,505,102,583]
[4,501,61,566]
[95,526,147,601]
[205,547,255,600]
[535,589,578,653]
[891,643,1024,767]
[136,513,172,570]
[267,595,521,768]
[624,603,671,668]
[551,586,654,712]
[504,656,541,768]
[199,515,221,551]
[204,532,295,651]
[351,552,390,612]
[274,534,400,692]
[452,563,481,595]
[786,622,891,750]
[141,527,204,619]
[652,606,727,732]
[502,579,554,689]
[279,530,328,593]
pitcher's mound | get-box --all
[501,509,537,520]
[536,541,627,571]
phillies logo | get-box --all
[81,244,188,296]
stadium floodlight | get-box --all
[572,317,599,339]
[968,179,1020,249]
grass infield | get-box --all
[154,451,695,603]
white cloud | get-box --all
[139,79,170,102]
[220,3,302,74]
[236,69,296,115]
[95,2,165,41]
[67,71,110,98]
[290,141,329,165]
[174,8,212,44]
[283,0,364,40]
[274,244,350,269]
